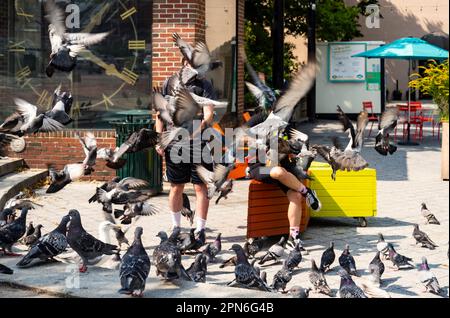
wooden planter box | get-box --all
[247,180,310,239]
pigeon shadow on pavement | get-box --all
[385,284,419,297]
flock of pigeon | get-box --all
[0,0,448,298]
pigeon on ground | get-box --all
[176,228,196,253]
[215,180,234,205]
[420,203,440,225]
[338,269,368,298]
[243,237,264,259]
[339,244,359,276]
[23,224,43,248]
[219,255,237,269]
[375,107,398,156]
[418,257,443,296]
[0,209,16,227]
[24,222,35,237]
[181,193,195,226]
[119,227,150,297]
[187,253,208,283]
[285,242,302,270]
[387,243,414,270]
[16,215,69,267]
[309,259,333,296]
[172,33,223,76]
[320,241,336,272]
[197,164,235,200]
[153,230,191,281]
[228,244,270,292]
[44,0,110,77]
[98,221,129,249]
[45,88,73,125]
[0,208,29,256]
[413,224,438,250]
[285,286,311,298]
[368,251,385,286]
[0,263,13,275]
[13,98,64,135]
[271,264,293,292]
[66,210,119,272]
[88,177,149,203]
[258,236,286,265]
[377,233,389,259]
[203,233,222,263]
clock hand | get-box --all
[81,3,111,33]
[79,49,130,83]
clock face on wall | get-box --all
[3,0,152,128]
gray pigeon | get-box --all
[377,233,389,259]
[203,233,222,262]
[368,251,385,286]
[271,264,293,292]
[0,263,13,275]
[228,244,270,292]
[243,237,264,259]
[197,164,235,200]
[187,253,208,283]
[153,230,191,281]
[0,208,29,256]
[45,88,73,125]
[215,180,234,205]
[285,242,302,270]
[17,215,69,267]
[177,228,196,253]
[0,111,25,135]
[119,227,150,297]
[320,241,335,272]
[5,198,43,211]
[338,269,367,298]
[181,193,195,226]
[375,107,398,156]
[412,224,438,250]
[66,209,119,272]
[338,244,358,276]
[120,201,158,225]
[88,177,149,203]
[258,236,286,265]
[286,286,311,298]
[418,257,443,296]
[420,203,440,225]
[387,243,414,270]
[309,259,333,296]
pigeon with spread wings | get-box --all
[375,107,399,156]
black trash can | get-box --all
[109,117,162,196]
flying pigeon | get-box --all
[387,243,414,270]
[119,227,150,297]
[172,33,223,76]
[153,89,175,127]
[181,193,195,226]
[271,264,293,292]
[320,241,335,272]
[44,0,110,77]
[228,244,270,292]
[119,201,158,225]
[4,198,43,211]
[16,215,69,267]
[368,251,385,286]
[0,263,13,275]
[45,87,73,125]
[412,224,438,250]
[23,224,43,248]
[0,208,29,256]
[418,257,443,295]
[284,242,302,271]
[215,180,234,205]
[338,269,367,298]
[153,230,191,281]
[66,209,119,272]
[88,177,149,203]
[94,186,154,214]
[46,164,92,194]
[243,237,264,259]
[339,244,359,276]
[0,111,25,136]
[309,259,333,296]
[285,286,311,298]
[420,203,440,225]
[187,253,208,283]
[258,236,286,265]
[13,98,64,135]
[197,164,235,200]
[377,233,389,259]
[375,107,398,156]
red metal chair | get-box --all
[394,102,423,142]
[362,101,378,137]
[419,108,441,140]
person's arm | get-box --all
[202,104,214,128]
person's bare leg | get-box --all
[194,183,209,232]
[287,190,303,228]
[169,183,185,228]
[270,167,306,192]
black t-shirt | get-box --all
[162,76,217,100]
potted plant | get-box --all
[409,59,449,180]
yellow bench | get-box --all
[308,162,377,227]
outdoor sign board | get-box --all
[328,43,367,82]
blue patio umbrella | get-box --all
[353,37,449,145]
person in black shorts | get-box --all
[155,66,216,242]
[245,115,322,251]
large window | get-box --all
[1,0,152,128]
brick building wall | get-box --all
[237,0,245,122]
[4,130,117,182]
[152,0,207,87]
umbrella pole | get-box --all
[399,59,419,146]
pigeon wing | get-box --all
[39,116,65,133]
[173,88,202,126]
[355,111,369,149]
[65,32,110,46]
[192,42,212,68]
[379,107,399,134]
[337,105,356,145]
[45,0,66,36]
[14,98,37,124]
[172,33,194,62]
